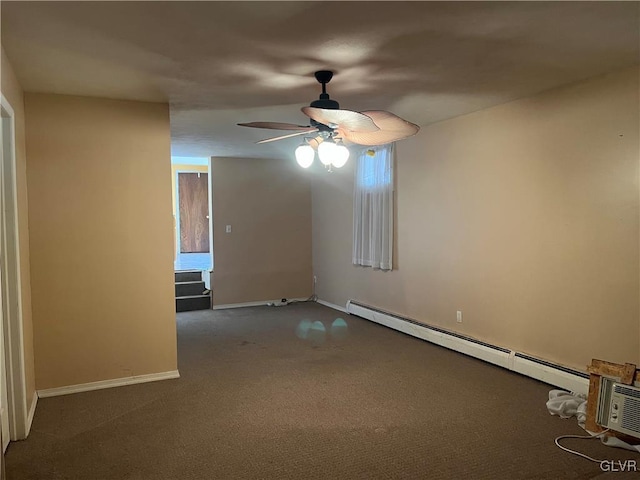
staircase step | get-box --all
[175,270,201,282]
[175,281,206,297]
[176,295,211,312]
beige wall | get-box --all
[312,66,640,371]
[212,157,312,305]
[25,93,177,389]
[0,49,37,409]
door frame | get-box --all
[207,158,213,270]
[0,244,8,452]
[174,168,212,258]
[0,94,29,442]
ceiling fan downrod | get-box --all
[310,70,339,110]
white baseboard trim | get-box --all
[345,300,590,396]
[37,370,180,398]
[26,393,37,436]
[316,299,349,313]
[212,297,308,310]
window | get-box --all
[352,144,394,270]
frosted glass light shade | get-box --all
[295,144,315,168]
[317,141,338,166]
[332,145,349,168]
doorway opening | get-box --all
[0,94,29,449]
[172,158,213,272]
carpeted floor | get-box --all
[6,303,639,479]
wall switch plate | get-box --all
[456,311,463,323]
[225,225,232,233]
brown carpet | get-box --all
[6,303,639,479]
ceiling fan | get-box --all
[238,70,420,169]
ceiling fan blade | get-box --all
[338,111,420,146]
[256,129,319,144]
[238,122,312,131]
[301,107,379,132]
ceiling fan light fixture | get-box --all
[317,139,338,166]
[295,143,315,168]
[332,144,349,168]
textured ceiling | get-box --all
[2,1,639,159]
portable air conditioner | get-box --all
[597,376,640,439]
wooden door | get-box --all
[178,172,210,253]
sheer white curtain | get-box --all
[352,144,394,270]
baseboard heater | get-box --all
[346,300,589,395]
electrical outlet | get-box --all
[313,275,317,285]
[225,225,232,233]
[456,311,463,323]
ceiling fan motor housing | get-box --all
[310,96,339,109]
[309,96,340,130]
[310,96,339,131]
